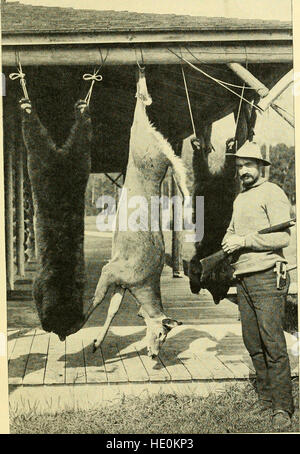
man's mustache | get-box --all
[241,174,253,179]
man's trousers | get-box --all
[236,267,294,415]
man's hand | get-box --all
[222,234,245,254]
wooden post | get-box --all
[171,142,183,278]
[4,106,15,290]
[23,160,36,262]
[91,174,95,205]
[15,127,25,277]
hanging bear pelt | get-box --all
[188,130,236,304]
[20,98,92,340]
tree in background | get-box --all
[261,143,295,204]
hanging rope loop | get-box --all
[9,53,29,99]
[83,69,103,106]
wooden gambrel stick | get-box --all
[227,62,269,98]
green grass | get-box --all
[10,380,299,434]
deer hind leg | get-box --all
[66,263,116,336]
[92,287,126,352]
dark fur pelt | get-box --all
[21,100,92,339]
[189,134,236,304]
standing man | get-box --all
[222,141,294,430]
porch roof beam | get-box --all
[2,43,293,66]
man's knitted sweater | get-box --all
[223,178,291,275]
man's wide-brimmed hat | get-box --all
[227,141,271,166]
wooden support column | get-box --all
[4,106,15,290]
[171,142,183,278]
[23,158,36,262]
[91,174,95,205]
[15,127,25,277]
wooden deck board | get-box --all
[23,331,49,385]
[65,331,86,384]
[7,336,18,362]
[240,357,256,375]
[81,329,108,384]
[196,354,235,380]
[159,349,192,381]
[177,353,213,380]
[44,334,66,385]
[117,345,149,383]
[8,331,35,385]
[137,351,171,382]
[102,344,129,384]
[217,355,251,379]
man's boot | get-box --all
[272,410,292,430]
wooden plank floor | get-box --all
[7,305,299,387]
[7,230,299,387]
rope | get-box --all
[83,69,103,106]
[233,83,246,151]
[99,48,110,67]
[9,52,29,99]
[185,47,255,90]
[82,48,109,106]
[181,65,196,137]
[168,48,263,113]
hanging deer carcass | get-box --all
[68,70,189,358]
